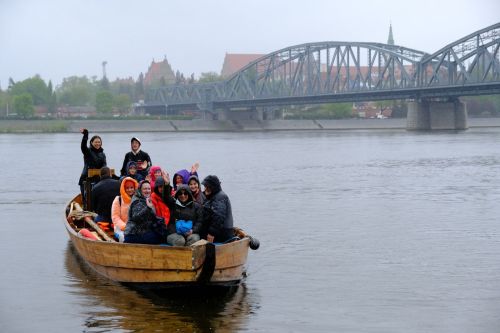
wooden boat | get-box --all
[64,194,257,288]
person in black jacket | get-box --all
[166,184,203,246]
[120,137,152,178]
[124,180,168,244]
[201,175,235,243]
[91,167,120,225]
[78,128,106,200]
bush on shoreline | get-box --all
[0,120,68,133]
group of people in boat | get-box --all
[78,128,235,245]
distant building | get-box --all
[353,102,393,119]
[34,106,50,117]
[114,77,135,85]
[220,53,265,78]
[56,106,97,118]
[144,57,176,86]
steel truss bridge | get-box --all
[147,23,500,112]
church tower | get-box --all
[387,23,395,45]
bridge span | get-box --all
[147,23,500,130]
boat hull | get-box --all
[64,195,250,286]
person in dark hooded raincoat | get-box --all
[124,180,167,244]
[201,175,235,243]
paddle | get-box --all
[82,217,116,242]
[68,202,116,242]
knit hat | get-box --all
[131,137,141,145]
[127,161,137,169]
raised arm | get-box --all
[80,128,89,156]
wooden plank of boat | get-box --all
[64,194,253,286]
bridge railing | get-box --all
[419,23,500,87]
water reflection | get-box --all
[64,242,257,332]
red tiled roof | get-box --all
[221,53,265,78]
[144,59,175,85]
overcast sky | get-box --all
[1,0,499,88]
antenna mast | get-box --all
[102,61,108,79]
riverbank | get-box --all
[1,117,500,133]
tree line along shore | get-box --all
[1,74,500,121]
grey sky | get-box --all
[1,0,499,88]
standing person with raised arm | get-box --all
[78,128,107,201]
[120,137,152,179]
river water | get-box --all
[1,129,500,332]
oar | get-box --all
[68,202,116,242]
[82,216,116,242]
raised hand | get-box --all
[162,170,170,184]
[191,162,200,173]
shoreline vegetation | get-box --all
[1,117,500,134]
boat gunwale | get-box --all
[64,194,250,251]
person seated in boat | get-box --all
[151,174,173,229]
[124,180,168,244]
[166,184,203,246]
[146,165,164,188]
[91,167,120,230]
[201,175,235,243]
[78,128,107,201]
[120,161,144,182]
[111,177,139,242]
[119,137,152,179]
[172,162,200,193]
[146,165,170,190]
[188,175,204,204]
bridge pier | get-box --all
[407,99,468,130]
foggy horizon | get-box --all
[1,0,499,87]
